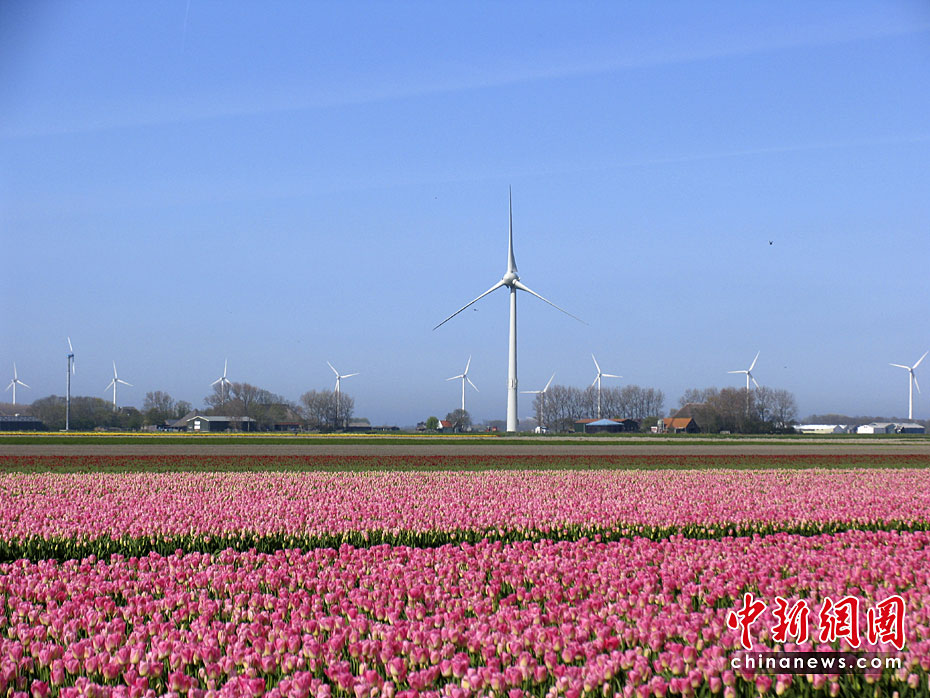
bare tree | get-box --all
[771,389,798,429]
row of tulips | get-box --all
[1,469,929,560]
[0,533,928,698]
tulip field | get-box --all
[0,455,928,698]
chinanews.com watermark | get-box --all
[730,652,901,675]
[725,592,906,674]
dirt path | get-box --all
[2,442,929,456]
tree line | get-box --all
[675,386,798,433]
[530,384,666,432]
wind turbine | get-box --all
[66,338,75,431]
[890,350,928,420]
[105,361,133,410]
[433,189,583,432]
[522,372,555,430]
[728,351,761,391]
[5,364,29,405]
[211,359,232,402]
[328,361,359,429]
[446,355,479,413]
[591,355,621,419]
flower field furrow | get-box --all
[1,470,929,550]
[0,533,928,698]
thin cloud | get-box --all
[2,21,928,140]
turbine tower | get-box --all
[5,364,29,405]
[446,355,479,413]
[521,372,555,430]
[66,338,75,431]
[105,361,133,410]
[433,189,583,432]
[211,359,232,402]
[890,350,928,420]
[728,351,761,391]
[328,361,359,430]
[591,355,621,419]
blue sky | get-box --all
[2,1,929,425]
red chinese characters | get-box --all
[728,594,906,651]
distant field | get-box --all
[2,431,930,456]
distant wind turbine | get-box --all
[890,350,928,420]
[522,372,555,430]
[211,359,232,402]
[728,351,761,391]
[591,355,621,419]
[433,189,584,432]
[5,363,29,405]
[66,338,75,431]
[105,361,133,410]
[327,361,359,396]
[328,361,359,430]
[447,356,479,413]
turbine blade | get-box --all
[544,373,555,391]
[113,361,118,378]
[223,359,228,377]
[727,370,746,374]
[890,363,910,370]
[12,363,17,380]
[512,280,586,324]
[914,374,921,394]
[464,355,471,374]
[591,354,601,372]
[446,375,463,381]
[343,373,359,378]
[520,390,540,394]
[105,379,115,391]
[507,187,517,274]
[603,373,622,378]
[433,280,506,330]
[68,337,73,353]
[211,378,222,386]
[749,351,760,372]
[591,376,599,388]
[4,382,11,392]
[752,377,760,389]
[467,377,478,392]
[327,361,339,376]
[118,380,132,387]
[914,351,929,369]
[18,381,30,389]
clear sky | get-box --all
[2,1,929,426]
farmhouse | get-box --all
[185,415,257,432]
[856,422,896,434]
[0,415,46,431]
[662,417,701,434]
[793,424,849,434]
[896,423,926,434]
[574,418,639,434]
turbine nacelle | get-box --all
[502,271,520,286]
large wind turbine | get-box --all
[446,356,479,413]
[522,372,555,430]
[105,361,133,410]
[5,364,29,405]
[728,351,761,391]
[591,355,621,419]
[890,350,928,420]
[211,359,232,402]
[66,338,75,431]
[433,189,583,432]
